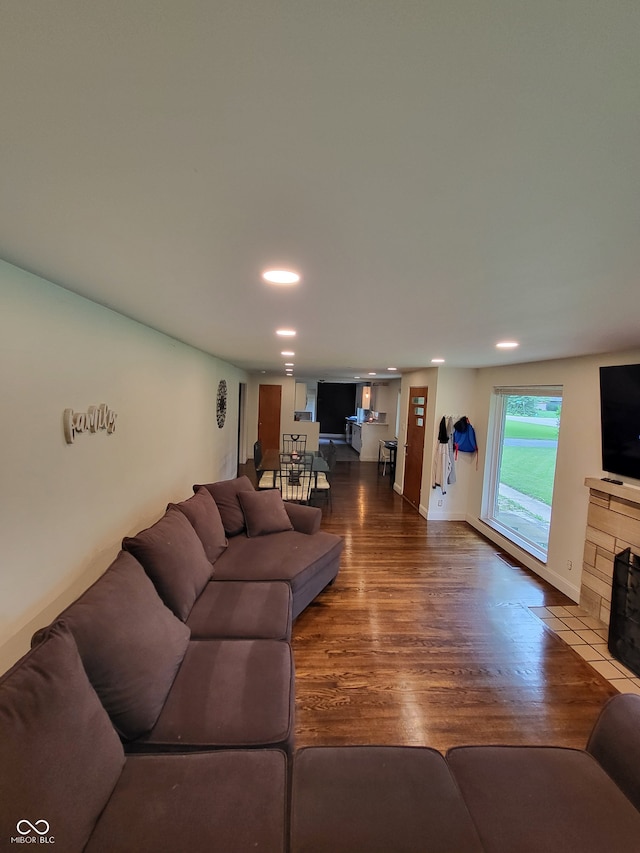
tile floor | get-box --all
[529,604,640,696]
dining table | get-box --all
[258,448,330,484]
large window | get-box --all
[482,387,562,561]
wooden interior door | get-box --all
[258,384,282,451]
[403,386,428,510]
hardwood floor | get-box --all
[245,456,617,751]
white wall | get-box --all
[0,260,247,672]
[427,368,478,521]
[371,380,401,426]
[467,349,640,600]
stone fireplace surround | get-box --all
[581,478,640,626]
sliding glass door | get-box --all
[483,387,562,561]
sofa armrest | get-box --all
[284,502,322,535]
[587,693,640,811]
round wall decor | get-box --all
[216,379,227,428]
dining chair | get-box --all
[282,433,307,454]
[312,441,336,508]
[254,440,276,489]
[378,439,392,476]
[277,453,313,504]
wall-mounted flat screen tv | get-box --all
[599,363,640,482]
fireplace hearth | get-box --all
[609,548,640,677]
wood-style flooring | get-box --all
[244,455,617,752]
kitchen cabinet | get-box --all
[351,423,362,454]
[349,422,393,460]
[359,423,392,461]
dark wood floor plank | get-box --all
[244,456,617,751]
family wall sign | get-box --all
[63,403,118,444]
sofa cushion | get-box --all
[168,487,228,565]
[123,507,213,620]
[85,750,288,853]
[0,626,125,852]
[126,639,294,754]
[238,489,294,538]
[587,693,640,812]
[44,551,190,741]
[194,475,255,537]
[186,581,293,640]
[447,745,640,853]
[291,746,483,853]
[213,530,343,617]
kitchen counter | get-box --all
[349,421,393,461]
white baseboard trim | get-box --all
[426,509,468,521]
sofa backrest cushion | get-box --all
[0,626,125,851]
[194,475,255,537]
[238,489,294,538]
[168,487,228,565]
[42,551,190,741]
[123,507,214,620]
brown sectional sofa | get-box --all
[3,473,640,851]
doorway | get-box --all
[403,386,428,510]
[258,384,281,450]
[317,382,357,435]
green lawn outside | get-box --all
[504,419,559,440]
[500,446,558,505]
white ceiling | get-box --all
[1,1,639,380]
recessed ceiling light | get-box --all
[281,350,295,357]
[387,367,397,371]
[431,358,445,364]
[263,270,300,284]
[368,372,376,376]
[496,341,519,349]
[276,329,296,337]
[354,376,361,379]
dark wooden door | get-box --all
[403,386,428,509]
[258,384,281,450]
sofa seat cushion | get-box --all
[123,507,213,620]
[195,476,255,537]
[0,627,125,853]
[291,746,483,853]
[447,745,640,853]
[168,487,228,565]
[186,581,292,640]
[85,750,287,853]
[212,530,343,616]
[38,551,190,741]
[127,639,294,753]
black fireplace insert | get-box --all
[609,547,640,677]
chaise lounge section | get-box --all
[192,476,343,618]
